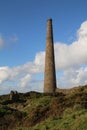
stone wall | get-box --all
[10,90,19,101]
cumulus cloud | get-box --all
[77,21,87,38]
[19,74,32,88]
[0,67,10,84]
[55,21,87,70]
[58,67,87,89]
[0,20,87,94]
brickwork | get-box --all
[44,19,56,93]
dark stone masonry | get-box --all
[10,90,19,101]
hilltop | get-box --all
[0,85,87,130]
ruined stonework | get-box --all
[44,19,56,93]
[10,90,19,101]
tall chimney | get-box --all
[44,19,56,93]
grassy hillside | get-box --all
[0,85,87,130]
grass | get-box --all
[28,108,87,130]
[22,95,53,115]
[0,85,87,130]
[12,107,87,130]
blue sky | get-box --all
[0,0,87,94]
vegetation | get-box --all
[0,85,87,130]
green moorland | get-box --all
[0,85,87,130]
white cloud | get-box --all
[0,67,10,84]
[19,74,32,88]
[77,21,87,38]
[0,35,4,48]
[0,34,18,49]
[58,67,87,89]
[0,20,87,94]
[34,52,45,66]
[55,21,87,70]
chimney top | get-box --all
[47,18,52,22]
